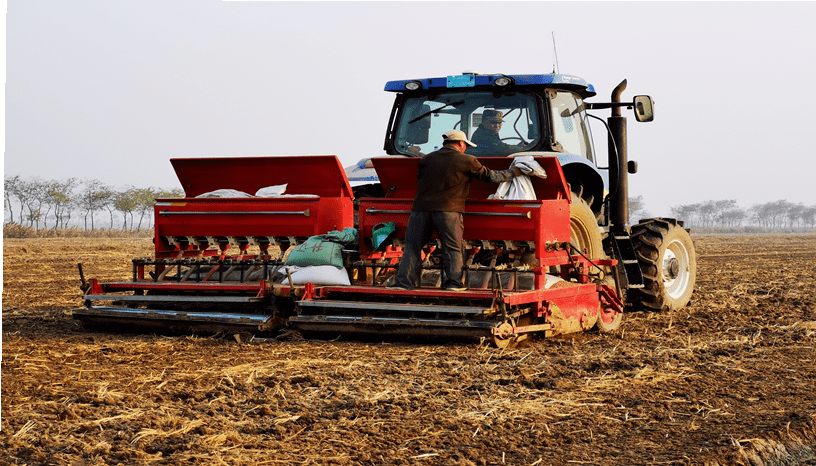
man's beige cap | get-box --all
[442,129,477,147]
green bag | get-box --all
[285,237,344,268]
[323,227,358,245]
[284,228,358,268]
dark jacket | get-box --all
[412,145,515,213]
[471,125,519,156]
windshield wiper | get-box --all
[409,100,465,124]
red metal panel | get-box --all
[502,283,598,306]
[358,198,569,260]
[154,196,353,243]
[170,155,354,199]
[370,156,570,202]
[154,155,355,255]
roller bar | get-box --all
[74,306,275,326]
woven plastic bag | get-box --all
[322,227,358,245]
[283,228,358,268]
[286,265,351,286]
[489,156,548,200]
[284,237,344,268]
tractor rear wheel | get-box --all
[571,195,623,332]
[569,196,606,274]
[629,220,696,311]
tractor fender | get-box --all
[556,154,605,211]
[521,152,604,212]
[552,153,606,214]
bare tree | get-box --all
[4,175,21,224]
[719,207,746,227]
[148,188,184,229]
[79,179,112,229]
[708,200,736,227]
[131,188,157,230]
[114,188,138,230]
[44,178,79,229]
[671,204,699,228]
[802,206,816,228]
[11,177,35,226]
[18,178,49,229]
[628,195,652,224]
[785,202,804,229]
[100,186,118,229]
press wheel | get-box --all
[491,321,517,349]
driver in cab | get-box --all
[470,110,525,157]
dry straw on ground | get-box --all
[2,235,816,465]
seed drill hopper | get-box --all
[75,155,354,333]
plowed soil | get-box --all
[2,235,816,465]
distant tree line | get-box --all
[5,175,814,232]
[4,175,182,230]
[669,199,816,229]
[627,195,815,230]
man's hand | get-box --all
[511,167,523,176]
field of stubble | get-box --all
[2,235,816,465]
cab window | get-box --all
[549,90,595,162]
[394,91,541,157]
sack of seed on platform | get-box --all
[288,265,351,286]
[284,236,344,268]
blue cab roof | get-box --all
[385,73,596,98]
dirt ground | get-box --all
[2,235,816,465]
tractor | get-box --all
[75,71,696,347]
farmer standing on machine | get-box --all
[389,130,521,291]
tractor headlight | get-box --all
[494,76,513,86]
[404,81,422,91]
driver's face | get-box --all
[483,119,502,134]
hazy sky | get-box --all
[4,1,816,216]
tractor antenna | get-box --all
[551,32,561,74]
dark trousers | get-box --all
[393,211,465,290]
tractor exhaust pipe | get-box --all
[608,79,629,235]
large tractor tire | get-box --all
[629,219,696,311]
[570,195,621,332]
[569,196,605,269]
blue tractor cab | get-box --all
[346,71,645,217]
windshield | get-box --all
[394,91,541,157]
[549,90,595,163]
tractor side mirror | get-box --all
[633,95,654,122]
